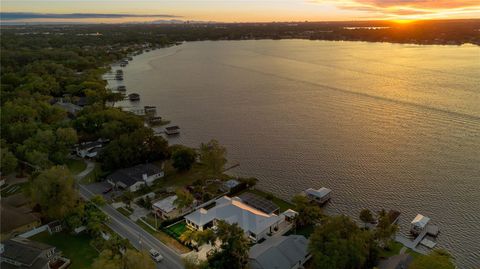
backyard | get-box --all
[65,159,87,174]
[30,232,98,269]
[165,221,187,239]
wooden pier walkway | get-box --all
[394,230,429,255]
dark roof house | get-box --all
[106,163,164,191]
[249,235,310,269]
[0,237,59,269]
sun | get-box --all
[391,19,416,24]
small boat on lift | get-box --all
[128,93,140,101]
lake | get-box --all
[115,40,480,267]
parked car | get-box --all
[149,249,163,262]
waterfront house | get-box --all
[184,196,297,242]
[165,126,180,135]
[249,235,311,269]
[0,237,70,269]
[107,163,164,192]
[304,187,332,205]
[410,214,430,235]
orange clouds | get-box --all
[311,0,480,19]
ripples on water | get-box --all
[115,40,480,267]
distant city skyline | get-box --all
[1,0,480,23]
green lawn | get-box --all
[166,221,187,238]
[0,182,29,197]
[247,189,295,213]
[65,159,87,174]
[30,232,98,269]
[379,241,404,258]
[153,161,233,189]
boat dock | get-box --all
[395,214,440,254]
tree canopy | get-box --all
[309,215,378,269]
[199,139,227,174]
[171,145,197,172]
[29,166,78,219]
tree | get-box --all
[199,139,227,174]
[174,188,194,210]
[409,249,455,269]
[123,191,135,208]
[171,145,197,172]
[375,210,398,248]
[359,209,374,228]
[29,166,78,219]
[309,215,378,269]
[0,144,17,175]
[207,220,250,269]
[91,195,106,206]
[292,195,322,228]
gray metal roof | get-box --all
[249,235,309,269]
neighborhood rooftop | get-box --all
[249,235,310,269]
[185,196,282,236]
[106,163,162,187]
[0,237,56,269]
[152,195,178,214]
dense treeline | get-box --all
[0,27,171,174]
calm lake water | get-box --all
[116,40,480,267]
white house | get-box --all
[107,163,164,192]
[249,235,311,269]
[75,139,108,158]
[184,196,297,242]
[152,195,187,220]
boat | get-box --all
[128,93,140,101]
[165,125,180,135]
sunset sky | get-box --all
[2,0,480,23]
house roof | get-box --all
[249,235,309,269]
[0,202,40,234]
[53,102,83,115]
[152,195,177,213]
[411,214,430,228]
[77,140,103,150]
[0,237,55,267]
[185,196,281,236]
[239,192,279,214]
[107,163,162,187]
[305,187,331,198]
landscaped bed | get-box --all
[30,231,98,269]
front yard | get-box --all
[135,219,191,254]
[30,232,98,269]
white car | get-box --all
[149,249,164,262]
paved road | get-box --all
[75,161,184,269]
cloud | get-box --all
[0,12,180,21]
[310,0,480,18]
